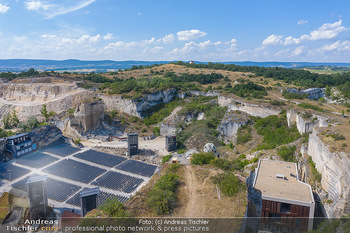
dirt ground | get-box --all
[126,164,247,218]
[171,165,246,218]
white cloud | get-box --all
[0,3,10,13]
[25,0,96,18]
[103,33,114,40]
[284,36,300,45]
[198,40,213,50]
[60,34,101,45]
[262,34,283,46]
[177,29,207,41]
[162,34,176,44]
[300,20,348,41]
[292,46,305,56]
[104,41,138,51]
[25,1,58,11]
[41,34,56,38]
[321,40,350,51]
[297,19,308,25]
[14,36,28,43]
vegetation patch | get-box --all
[162,155,172,164]
[308,157,322,183]
[211,172,245,197]
[229,81,267,99]
[282,90,307,99]
[147,164,180,215]
[254,114,300,150]
[190,152,216,165]
[298,103,325,112]
[277,145,297,162]
[236,125,252,144]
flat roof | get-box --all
[253,160,314,204]
[7,133,30,140]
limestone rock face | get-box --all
[217,110,250,142]
[287,110,329,134]
[204,143,219,157]
[31,125,63,148]
[101,89,177,118]
[308,128,350,217]
[71,100,104,131]
[218,95,280,118]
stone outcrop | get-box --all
[31,125,63,148]
[0,82,94,122]
[217,110,250,142]
[308,128,350,217]
[218,95,280,118]
[100,89,177,118]
[54,100,104,139]
[71,100,104,131]
[287,110,328,134]
[204,143,219,157]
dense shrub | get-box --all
[277,145,297,162]
[147,164,180,215]
[99,198,130,217]
[254,114,300,149]
[282,90,307,99]
[191,152,216,165]
[211,172,245,197]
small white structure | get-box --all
[204,143,219,157]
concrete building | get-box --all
[252,160,315,232]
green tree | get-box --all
[11,110,19,127]
[2,113,11,129]
[40,104,56,122]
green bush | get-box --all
[155,173,179,191]
[162,155,172,164]
[191,152,216,165]
[211,172,245,197]
[147,189,176,215]
[100,198,130,217]
[277,145,296,162]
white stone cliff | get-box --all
[218,95,280,118]
[308,128,350,217]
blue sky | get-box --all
[0,0,349,62]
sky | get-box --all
[0,0,350,62]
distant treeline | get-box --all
[100,72,225,94]
[170,61,350,88]
[0,68,39,80]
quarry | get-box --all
[0,63,349,232]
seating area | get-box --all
[15,152,58,168]
[43,159,106,184]
[115,160,157,177]
[74,150,126,167]
[0,163,30,181]
[66,189,129,207]
[11,176,81,202]
[42,144,81,157]
[92,171,143,193]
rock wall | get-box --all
[218,95,280,118]
[217,110,250,142]
[71,101,104,131]
[0,88,94,122]
[100,89,177,118]
[287,110,329,134]
[308,128,350,217]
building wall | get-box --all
[260,199,310,231]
